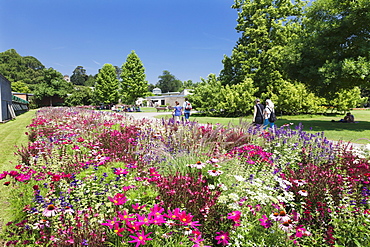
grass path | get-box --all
[0,110,35,230]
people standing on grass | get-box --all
[253,98,265,125]
[173,101,182,122]
[263,99,275,129]
[183,98,192,121]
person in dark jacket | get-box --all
[253,98,265,125]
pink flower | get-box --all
[128,230,153,247]
[117,210,135,223]
[207,170,223,176]
[108,193,127,205]
[259,215,272,228]
[227,211,241,222]
[42,204,58,217]
[114,168,129,175]
[295,226,311,237]
[279,220,295,232]
[101,217,121,229]
[175,210,194,224]
[132,203,146,211]
[215,231,230,246]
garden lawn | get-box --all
[157,109,370,144]
[0,110,35,229]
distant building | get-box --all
[146,88,193,107]
[63,75,71,82]
[0,74,14,122]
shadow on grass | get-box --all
[276,119,370,132]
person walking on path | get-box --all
[173,101,183,122]
[253,98,265,125]
[183,98,192,121]
[263,99,275,129]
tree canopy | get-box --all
[120,51,148,104]
[94,63,119,105]
[156,70,182,93]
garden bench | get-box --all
[155,107,168,112]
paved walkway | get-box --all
[123,111,366,149]
[124,111,170,120]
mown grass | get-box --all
[156,109,370,144]
[0,110,35,228]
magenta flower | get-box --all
[113,223,125,237]
[215,231,230,246]
[114,168,129,175]
[108,193,127,205]
[175,210,194,224]
[128,230,153,247]
[227,210,241,222]
[117,210,135,223]
[101,217,121,229]
[258,215,272,228]
[132,203,146,211]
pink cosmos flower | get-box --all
[295,226,311,237]
[227,211,241,222]
[259,215,272,228]
[108,193,127,205]
[101,217,121,229]
[128,230,153,247]
[114,168,129,175]
[113,223,125,237]
[175,210,194,224]
[132,203,146,211]
[117,210,135,223]
[215,231,230,246]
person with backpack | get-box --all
[253,98,265,125]
[263,99,276,129]
[183,98,192,121]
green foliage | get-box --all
[33,68,73,106]
[0,49,44,84]
[329,87,366,112]
[70,66,88,85]
[156,70,182,93]
[188,74,223,116]
[189,74,258,117]
[264,80,326,114]
[290,0,370,96]
[65,86,94,106]
[120,51,148,104]
[219,0,305,94]
[11,81,31,93]
[94,63,119,104]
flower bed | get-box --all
[1,107,370,246]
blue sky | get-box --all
[0,0,240,84]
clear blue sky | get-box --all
[0,0,240,84]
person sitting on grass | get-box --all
[333,112,355,123]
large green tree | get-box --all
[94,63,119,105]
[0,49,44,85]
[219,0,306,97]
[70,66,88,85]
[33,68,73,106]
[120,51,148,104]
[289,0,370,98]
[156,70,182,93]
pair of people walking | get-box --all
[172,98,192,122]
[253,98,275,128]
